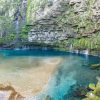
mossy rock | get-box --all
[89,83,96,90]
[94,82,100,97]
[91,64,100,70]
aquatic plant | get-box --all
[83,78,100,100]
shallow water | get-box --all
[0,49,100,100]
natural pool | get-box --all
[0,49,100,100]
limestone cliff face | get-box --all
[28,0,100,46]
[0,0,100,51]
[28,0,74,44]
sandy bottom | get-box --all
[0,57,62,99]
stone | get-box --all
[45,95,52,100]
[0,84,24,100]
[69,0,81,5]
[89,83,96,90]
[92,0,100,23]
[91,64,100,70]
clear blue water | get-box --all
[0,49,100,100]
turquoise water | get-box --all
[0,49,100,100]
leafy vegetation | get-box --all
[27,0,48,23]
[83,78,100,100]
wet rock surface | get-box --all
[91,63,100,70]
[28,0,74,44]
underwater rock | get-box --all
[91,64,100,70]
[0,84,24,100]
[45,95,52,100]
[75,88,87,97]
[65,84,91,100]
[72,85,88,98]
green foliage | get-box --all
[0,33,16,45]
[19,25,32,41]
[89,83,96,90]
[26,0,48,23]
[60,32,100,51]
[83,78,100,100]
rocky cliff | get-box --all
[0,0,100,53]
[27,0,100,53]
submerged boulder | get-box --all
[0,84,24,100]
[45,95,52,100]
[69,85,89,98]
[91,64,100,70]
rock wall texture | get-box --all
[0,0,100,51]
[28,0,100,46]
